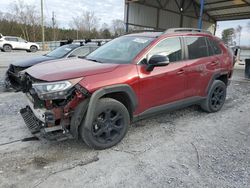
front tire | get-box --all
[201,80,227,113]
[80,98,130,150]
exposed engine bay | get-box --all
[18,73,90,141]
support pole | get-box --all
[41,0,45,50]
[198,0,204,29]
[52,11,56,41]
[214,22,217,35]
[125,2,129,33]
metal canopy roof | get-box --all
[195,0,250,21]
[125,0,250,32]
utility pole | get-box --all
[52,11,56,41]
[41,0,45,50]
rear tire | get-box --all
[201,80,226,113]
[3,44,12,52]
[80,98,130,150]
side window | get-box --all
[186,37,208,59]
[70,47,91,57]
[208,38,222,55]
[206,37,215,56]
[18,38,26,42]
[5,37,18,42]
[148,37,182,63]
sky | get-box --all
[216,19,250,46]
[0,0,249,46]
[0,0,125,27]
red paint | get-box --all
[27,32,234,116]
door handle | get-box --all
[211,61,219,66]
[177,69,185,75]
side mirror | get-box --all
[146,55,169,71]
[25,41,28,43]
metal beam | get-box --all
[213,11,250,19]
[242,0,250,6]
[205,4,250,11]
[216,15,250,21]
[204,0,234,6]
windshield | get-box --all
[46,45,78,58]
[86,36,154,64]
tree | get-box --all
[70,11,99,39]
[111,19,126,37]
[101,29,111,39]
[100,23,111,39]
[222,28,235,46]
[11,0,40,41]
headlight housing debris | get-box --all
[32,78,82,100]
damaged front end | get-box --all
[5,64,27,91]
[19,73,90,141]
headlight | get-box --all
[32,78,82,100]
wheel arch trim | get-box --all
[73,84,138,135]
[206,71,228,95]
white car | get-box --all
[0,34,40,52]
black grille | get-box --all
[20,106,43,134]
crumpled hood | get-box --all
[12,55,55,67]
[25,58,119,81]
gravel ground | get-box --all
[0,52,249,188]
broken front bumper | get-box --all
[20,106,73,141]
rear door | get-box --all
[137,37,188,113]
[184,36,221,97]
[5,37,19,49]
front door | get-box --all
[137,37,188,114]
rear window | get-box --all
[185,37,208,60]
[207,38,222,55]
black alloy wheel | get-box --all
[92,109,125,144]
[201,80,226,113]
[80,98,130,149]
[210,85,225,111]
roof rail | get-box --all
[165,28,212,35]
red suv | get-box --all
[18,28,234,149]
